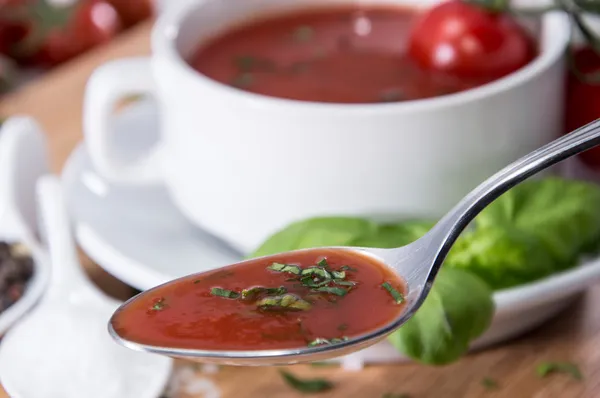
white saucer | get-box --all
[62,100,243,291]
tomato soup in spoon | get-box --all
[190,5,536,103]
[110,249,406,350]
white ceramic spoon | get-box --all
[0,116,49,334]
[0,175,173,398]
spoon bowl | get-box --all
[109,119,600,366]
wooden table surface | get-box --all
[0,21,599,398]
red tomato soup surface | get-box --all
[111,249,407,350]
[190,6,537,104]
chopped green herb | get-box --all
[378,88,405,103]
[270,262,286,271]
[210,287,241,299]
[193,279,201,284]
[317,258,328,267]
[300,277,330,288]
[308,336,349,347]
[150,297,166,311]
[301,266,331,279]
[234,55,257,71]
[481,377,499,390]
[299,267,332,287]
[337,323,348,331]
[333,280,357,286]
[231,73,253,88]
[268,262,301,275]
[382,282,404,304]
[312,286,348,296]
[339,265,357,272]
[241,286,287,300]
[256,294,312,311]
[289,61,310,74]
[279,370,333,393]
[536,362,582,380]
[233,55,276,72]
[292,25,314,43]
[331,270,345,279]
[382,393,410,398]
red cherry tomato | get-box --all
[70,0,122,53]
[32,0,121,67]
[0,20,29,56]
[407,0,535,79]
[565,46,600,169]
[0,0,29,7]
[33,30,74,66]
[106,0,153,28]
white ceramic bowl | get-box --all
[0,117,50,335]
[85,0,571,254]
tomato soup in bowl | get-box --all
[84,0,570,254]
[191,5,536,104]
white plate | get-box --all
[63,100,600,367]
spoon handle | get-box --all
[427,118,600,275]
[37,175,91,296]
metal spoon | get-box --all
[110,119,600,366]
[0,176,173,398]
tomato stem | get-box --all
[461,0,600,84]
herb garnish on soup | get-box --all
[190,5,536,103]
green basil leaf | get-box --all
[388,268,494,365]
[446,226,557,290]
[251,217,378,257]
[350,220,435,248]
[475,177,600,265]
[279,370,333,393]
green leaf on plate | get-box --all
[446,226,557,290]
[351,220,435,248]
[475,177,600,266]
[250,217,378,257]
[388,268,494,365]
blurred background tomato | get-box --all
[0,0,154,93]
